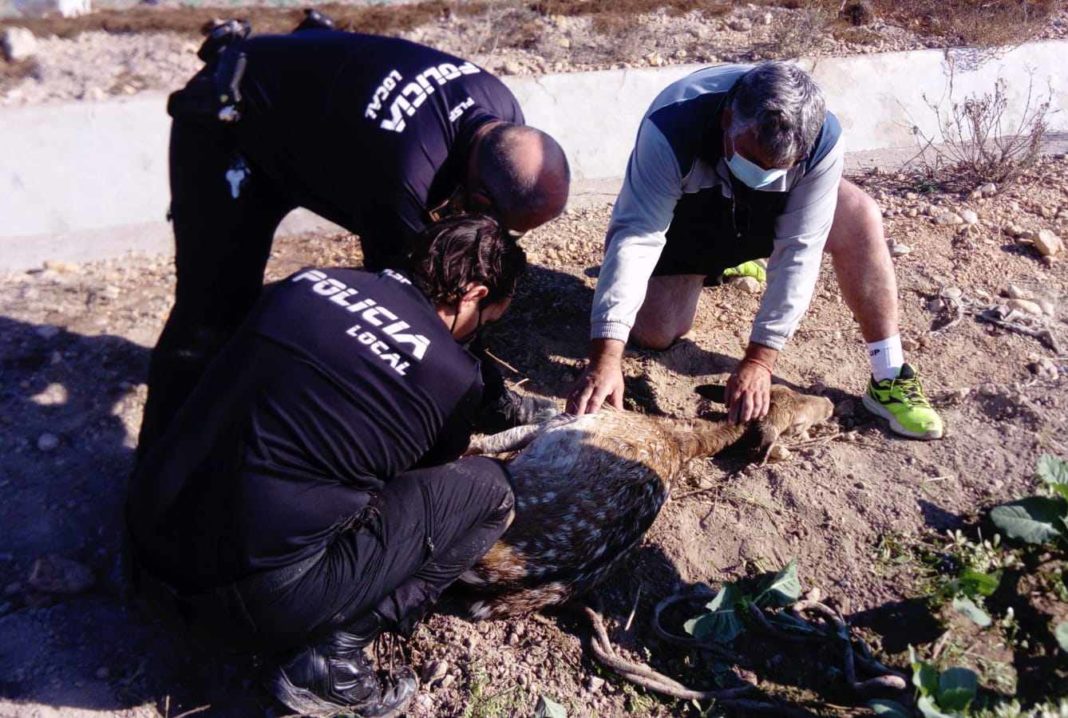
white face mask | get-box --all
[726,150,789,190]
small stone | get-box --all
[942,286,963,301]
[1004,284,1032,300]
[732,276,762,294]
[35,325,60,340]
[1034,229,1063,257]
[94,666,109,680]
[979,182,997,197]
[585,675,605,692]
[767,445,791,462]
[438,674,456,689]
[1003,223,1025,238]
[501,60,523,75]
[1007,298,1043,316]
[31,383,68,407]
[901,337,919,352]
[413,694,435,711]
[37,433,60,451]
[960,209,979,225]
[42,260,79,274]
[728,17,752,31]
[761,12,773,24]
[645,52,665,66]
[28,555,94,594]
[421,659,449,685]
[1,27,37,62]
[906,208,918,218]
[889,243,912,257]
[840,431,859,443]
[1028,358,1059,381]
[556,37,571,49]
[933,212,964,226]
[1037,299,1054,316]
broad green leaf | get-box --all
[1051,483,1068,502]
[867,698,913,718]
[1055,621,1068,653]
[957,568,1000,598]
[917,695,955,718]
[534,695,567,718]
[910,650,939,697]
[937,667,978,712]
[755,559,801,607]
[1036,454,1068,487]
[683,584,744,644]
[990,497,1066,544]
[952,596,992,627]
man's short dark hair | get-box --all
[476,124,570,221]
[410,214,527,307]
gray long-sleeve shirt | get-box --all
[591,65,845,351]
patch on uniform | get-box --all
[224,156,251,199]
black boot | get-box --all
[270,616,418,718]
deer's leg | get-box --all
[467,423,547,455]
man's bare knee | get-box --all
[828,180,884,256]
[631,323,685,351]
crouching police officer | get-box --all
[127,216,526,717]
[139,16,570,455]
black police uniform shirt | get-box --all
[127,268,484,591]
[231,31,524,266]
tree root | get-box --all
[640,590,908,709]
[584,605,802,714]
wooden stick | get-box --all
[484,348,521,374]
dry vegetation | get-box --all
[0,0,1061,51]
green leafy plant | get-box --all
[990,455,1068,546]
[682,560,802,643]
[909,647,980,718]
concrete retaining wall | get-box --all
[2,40,1067,269]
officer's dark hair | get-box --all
[410,214,527,307]
[476,124,570,221]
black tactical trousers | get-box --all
[160,456,515,652]
[138,113,295,456]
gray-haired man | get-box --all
[567,62,943,440]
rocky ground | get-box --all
[1,156,1066,717]
[2,0,1067,106]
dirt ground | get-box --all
[1,154,1067,716]
[2,0,1068,106]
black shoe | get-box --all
[270,623,418,718]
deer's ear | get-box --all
[694,384,727,403]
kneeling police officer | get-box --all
[127,215,526,717]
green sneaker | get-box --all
[862,363,944,440]
[721,260,767,284]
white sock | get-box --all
[867,335,904,381]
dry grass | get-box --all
[0,0,1059,49]
[0,1,486,39]
[854,0,1060,48]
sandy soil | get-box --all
[1,157,1067,716]
[2,0,1067,106]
